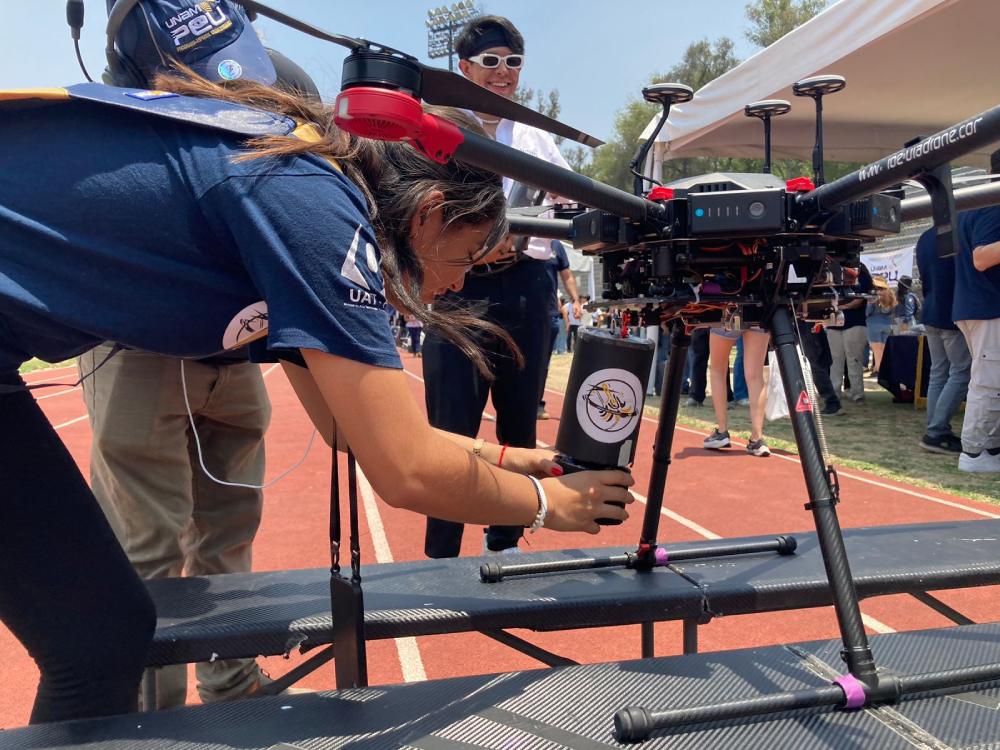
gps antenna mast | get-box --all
[744,100,791,174]
[793,75,846,186]
[629,83,693,196]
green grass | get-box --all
[545,352,998,507]
[17,359,74,375]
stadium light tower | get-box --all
[426,1,478,72]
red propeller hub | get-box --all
[332,86,464,164]
[646,187,675,201]
[333,87,424,142]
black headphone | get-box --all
[104,0,152,88]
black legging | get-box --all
[0,373,156,723]
[422,260,553,557]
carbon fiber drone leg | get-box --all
[480,323,796,584]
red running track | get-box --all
[1,358,997,728]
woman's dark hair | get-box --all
[153,70,519,375]
[455,15,525,58]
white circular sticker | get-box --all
[222,301,269,350]
[575,367,644,444]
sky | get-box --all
[3,1,759,144]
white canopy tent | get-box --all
[642,0,1000,178]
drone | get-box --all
[66,1,1000,743]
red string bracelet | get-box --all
[498,443,509,468]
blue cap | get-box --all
[111,0,276,86]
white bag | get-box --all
[765,350,789,421]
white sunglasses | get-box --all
[466,53,524,70]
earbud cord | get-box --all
[180,359,316,489]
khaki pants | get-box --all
[79,345,271,708]
[956,319,1000,454]
[826,326,868,402]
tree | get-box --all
[745,0,828,48]
[583,37,744,190]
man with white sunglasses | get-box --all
[422,15,582,558]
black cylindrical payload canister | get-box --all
[556,327,655,469]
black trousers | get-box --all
[0,373,156,723]
[422,260,553,557]
[797,322,839,408]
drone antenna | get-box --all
[792,75,845,186]
[743,100,791,174]
[629,83,693,196]
[66,0,93,82]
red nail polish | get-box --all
[551,465,564,476]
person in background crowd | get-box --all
[895,275,920,331]
[538,240,580,419]
[405,314,424,357]
[866,276,896,375]
[828,262,874,404]
[798,320,844,416]
[703,328,771,456]
[77,5,322,710]
[732,337,750,406]
[564,295,583,352]
[914,227,970,455]
[422,15,578,557]
[952,178,1000,472]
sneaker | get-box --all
[851,395,865,404]
[958,450,1000,473]
[684,397,703,408]
[821,402,845,416]
[736,398,751,406]
[919,433,962,455]
[537,408,550,420]
[703,429,731,449]
[746,438,771,457]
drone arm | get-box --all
[455,128,663,223]
[506,215,574,240]
[799,103,1000,215]
[901,180,1000,221]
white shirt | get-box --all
[492,119,571,261]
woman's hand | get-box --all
[499,446,563,477]
[541,469,636,534]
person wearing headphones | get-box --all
[76,2,327,710]
[0,10,634,725]
[422,15,583,558]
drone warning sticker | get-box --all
[795,390,813,413]
[222,301,269,350]
[575,368,643,444]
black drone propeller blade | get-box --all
[418,64,604,147]
[237,0,366,51]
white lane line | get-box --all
[36,386,81,401]
[534,437,723,541]
[541,385,999,519]
[53,414,88,431]
[861,613,896,634]
[355,466,428,683]
[21,365,78,384]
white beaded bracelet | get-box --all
[526,475,548,533]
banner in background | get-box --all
[863,246,915,284]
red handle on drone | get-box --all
[332,86,463,164]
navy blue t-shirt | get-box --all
[830,262,874,329]
[915,227,957,330]
[545,240,570,317]
[0,99,401,374]
[953,206,1000,322]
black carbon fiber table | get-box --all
[145,519,1000,668]
[6,622,1000,749]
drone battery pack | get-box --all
[556,328,654,469]
[689,188,786,235]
